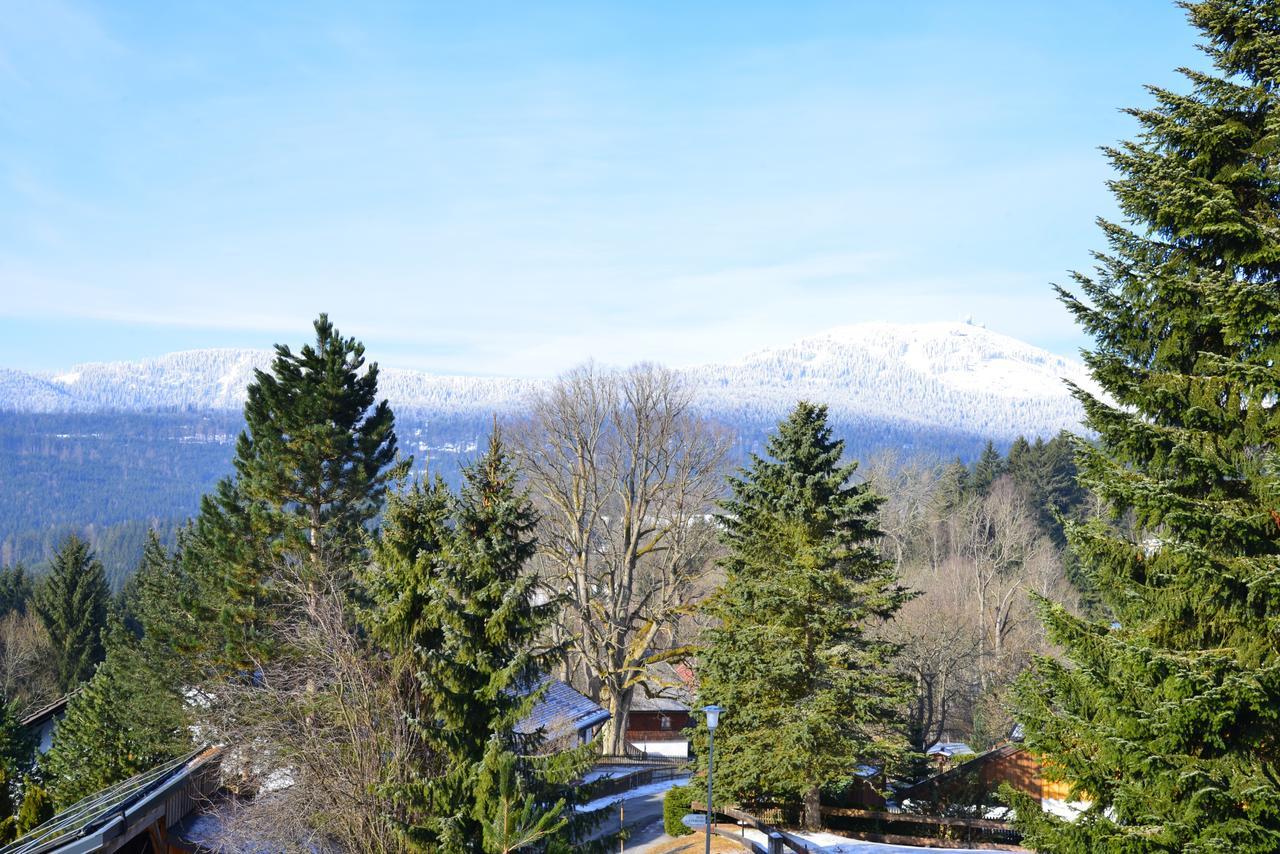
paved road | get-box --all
[585,781,678,850]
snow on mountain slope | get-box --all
[0,368,81,411]
[27,349,538,414]
[687,321,1095,438]
[0,322,1093,441]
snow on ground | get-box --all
[577,775,690,814]
[734,826,998,853]
[581,764,649,783]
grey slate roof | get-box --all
[629,692,690,712]
[628,660,694,712]
[516,679,610,744]
[20,694,71,730]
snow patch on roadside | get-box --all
[576,775,690,814]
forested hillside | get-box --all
[0,407,1050,586]
[0,322,1094,583]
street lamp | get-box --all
[703,705,723,854]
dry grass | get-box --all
[643,830,754,853]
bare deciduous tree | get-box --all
[0,610,58,713]
[515,363,730,755]
[871,454,1081,758]
[197,574,424,854]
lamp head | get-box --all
[702,704,723,731]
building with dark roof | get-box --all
[623,662,693,759]
[515,679,610,751]
[21,695,72,757]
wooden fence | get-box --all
[692,801,1027,852]
[586,764,687,800]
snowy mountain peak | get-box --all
[1,323,1093,442]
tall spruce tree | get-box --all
[0,566,32,617]
[33,535,109,692]
[970,439,1007,494]
[42,625,192,809]
[366,431,593,853]
[1014,3,1280,850]
[188,314,404,665]
[43,537,195,809]
[119,529,199,674]
[698,402,912,830]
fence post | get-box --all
[767,832,785,854]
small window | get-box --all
[659,714,671,730]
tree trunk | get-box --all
[600,685,634,756]
[803,783,822,831]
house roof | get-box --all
[926,741,975,758]
[3,748,220,854]
[629,660,695,713]
[20,694,72,730]
[895,743,1025,801]
[516,680,610,744]
[629,692,690,712]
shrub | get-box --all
[663,783,698,837]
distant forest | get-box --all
[0,408,1045,587]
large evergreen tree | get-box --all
[1014,2,1280,849]
[42,535,195,809]
[367,431,592,852]
[0,700,33,842]
[41,625,192,809]
[698,402,912,830]
[33,535,109,692]
[188,313,404,665]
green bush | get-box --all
[663,783,698,837]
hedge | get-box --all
[663,783,698,837]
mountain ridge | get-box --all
[2,321,1094,442]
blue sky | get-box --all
[1,1,1198,376]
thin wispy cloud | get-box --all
[0,1,1197,374]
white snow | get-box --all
[734,826,989,853]
[576,775,690,814]
[1041,798,1089,820]
[6,321,1094,442]
[580,764,649,783]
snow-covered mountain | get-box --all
[690,321,1096,439]
[0,322,1093,441]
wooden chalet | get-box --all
[624,661,695,759]
[896,742,1074,812]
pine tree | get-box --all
[187,314,405,666]
[367,431,592,852]
[42,533,197,809]
[33,535,109,692]
[42,625,192,809]
[472,740,569,854]
[12,777,52,836]
[119,530,169,641]
[0,700,33,841]
[698,402,912,830]
[0,565,32,616]
[1014,3,1280,849]
[119,529,198,675]
[970,439,1006,493]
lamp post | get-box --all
[703,705,723,854]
